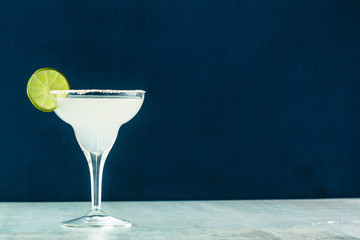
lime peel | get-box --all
[27,68,70,112]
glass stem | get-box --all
[86,150,109,211]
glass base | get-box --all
[62,210,132,228]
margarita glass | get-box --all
[50,89,145,228]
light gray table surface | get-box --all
[0,199,360,239]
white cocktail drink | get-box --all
[54,97,143,152]
[50,89,145,228]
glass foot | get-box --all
[62,210,132,228]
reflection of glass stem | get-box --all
[88,151,107,211]
[79,140,114,212]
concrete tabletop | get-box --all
[1,199,360,239]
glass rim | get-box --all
[49,89,146,95]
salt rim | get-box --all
[49,89,146,95]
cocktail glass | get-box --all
[50,89,145,228]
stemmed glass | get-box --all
[51,89,145,228]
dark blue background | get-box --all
[1,0,360,201]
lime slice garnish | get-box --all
[26,68,70,112]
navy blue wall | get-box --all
[1,0,360,201]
